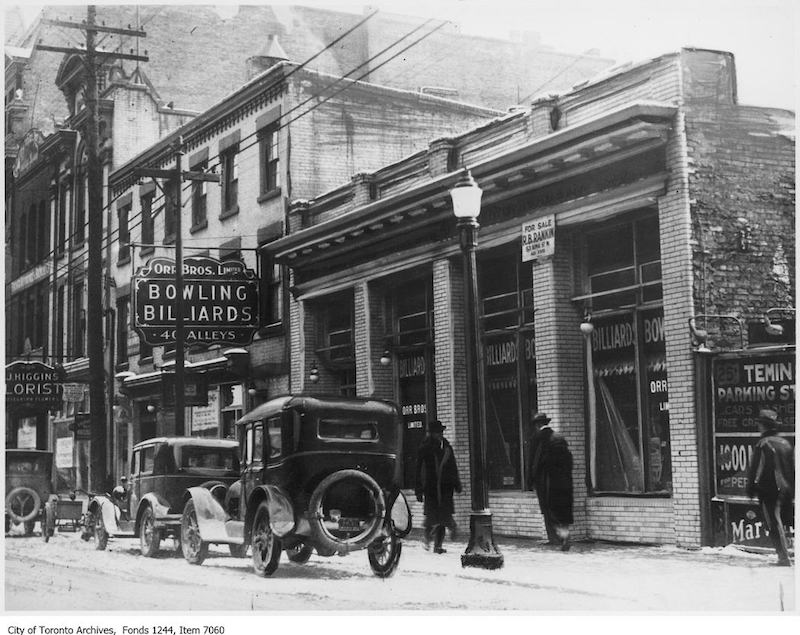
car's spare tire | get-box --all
[6,486,41,523]
[307,469,386,555]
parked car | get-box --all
[180,394,412,578]
[5,449,54,535]
[83,437,239,557]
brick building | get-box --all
[104,61,499,482]
[4,4,612,490]
[266,49,795,547]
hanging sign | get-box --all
[62,382,88,403]
[133,256,260,346]
[521,214,555,262]
[5,361,64,410]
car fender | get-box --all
[184,486,231,543]
[247,485,295,538]
[95,497,122,535]
[389,489,412,538]
[138,492,171,524]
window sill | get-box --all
[219,205,239,221]
[164,234,176,245]
[589,491,673,498]
[71,240,85,252]
[258,323,284,338]
[117,255,131,267]
[140,246,154,256]
[257,188,282,204]
[190,219,208,234]
[115,361,130,373]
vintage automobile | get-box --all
[180,394,412,578]
[84,437,240,556]
[5,449,54,535]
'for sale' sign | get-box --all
[521,214,555,262]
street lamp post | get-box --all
[451,169,503,570]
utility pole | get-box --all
[134,141,220,436]
[36,6,148,491]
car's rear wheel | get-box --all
[308,469,386,555]
[42,501,56,542]
[286,542,313,564]
[139,506,161,557]
[228,543,248,558]
[6,486,41,524]
[368,531,402,578]
[94,511,108,550]
[181,499,208,565]
[251,501,281,576]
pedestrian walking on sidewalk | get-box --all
[415,419,462,554]
[747,408,794,567]
[527,412,574,551]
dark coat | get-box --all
[528,426,574,525]
[415,436,462,522]
[747,430,795,504]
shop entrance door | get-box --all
[399,351,432,489]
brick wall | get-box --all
[531,231,589,540]
[432,257,472,527]
[586,497,675,543]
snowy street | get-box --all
[4,526,795,612]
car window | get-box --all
[266,416,282,460]
[141,446,155,474]
[318,418,379,441]
[245,426,254,464]
[7,458,44,473]
[131,450,140,476]
[181,446,238,471]
[253,424,264,463]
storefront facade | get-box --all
[269,49,795,547]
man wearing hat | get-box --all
[747,408,794,566]
[415,419,462,554]
[527,412,574,551]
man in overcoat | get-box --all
[415,419,462,554]
[528,412,574,551]
[746,408,795,566]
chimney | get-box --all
[246,35,289,80]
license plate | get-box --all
[338,517,362,530]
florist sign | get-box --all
[133,256,259,346]
[5,361,64,410]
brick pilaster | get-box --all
[531,231,589,540]
[432,257,471,528]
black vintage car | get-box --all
[5,449,54,535]
[84,437,239,557]
[180,394,411,577]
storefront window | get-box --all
[478,248,536,490]
[581,213,671,494]
[386,276,435,489]
[316,292,356,396]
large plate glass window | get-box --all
[478,247,536,490]
[580,212,671,494]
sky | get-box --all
[10,0,797,110]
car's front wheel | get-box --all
[94,511,108,550]
[42,501,56,542]
[181,499,208,565]
[139,506,161,557]
[368,531,402,578]
[251,501,281,576]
